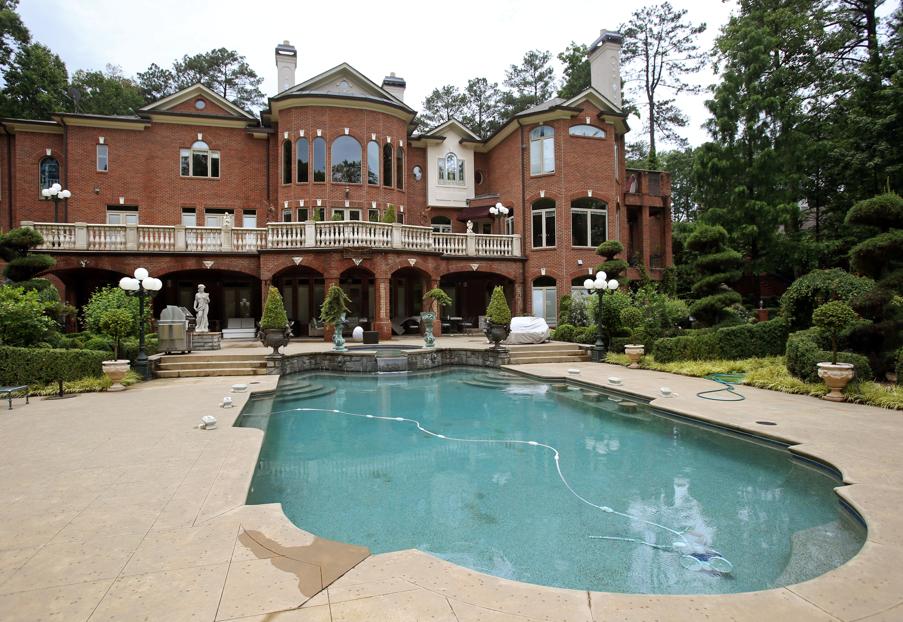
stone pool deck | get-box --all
[0,358,901,621]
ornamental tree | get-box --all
[595,240,628,282]
[98,307,135,360]
[319,284,350,327]
[423,288,452,315]
[685,224,743,326]
[486,286,511,326]
[260,286,289,330]
[812,301,859,365]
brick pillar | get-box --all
[374,277,392,340]
[663,201,674,268]
[641,204,651,271]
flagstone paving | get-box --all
[0,354,900,621]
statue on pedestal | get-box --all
[239,298,250,318]
[194,284,210,332]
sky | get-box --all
[19,0,739,147]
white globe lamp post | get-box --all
[584,270,619,362]
[119,268,163,379]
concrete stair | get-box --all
[506,343,590,365]
[155,354,267,378]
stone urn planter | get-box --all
[817,362,855,402]
[486,322,510,350]
[624,344,645,368]
[259,327,290,355]
[421,311,436,348]
[102,360,130,392]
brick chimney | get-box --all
[587,30,624,110]
[381,72,406,102]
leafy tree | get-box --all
[319,285,350,327]
[502,49,555,116]
[0,0,29,72]
[620,2,707,163]
[418,84,466,131]
[812,301,859,364]
[135,62,176,102]
[594,240,628,282]
[0,286,57,347]
[98,308,135,360]
[0,227,53,282]
[69,65,144,115]
[0,42,69,119]
[657,148,698,221]
[461,78,503,138]
[557,42,590,99]
[381,204,396,223]
[82,286,146,336]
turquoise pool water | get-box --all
[239,368,865,594]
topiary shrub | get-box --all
[659,266,678,296]
[486,286,511,326]
[83,286,147,336]
[652,318,789,362]
[685,224,743,326]
[319,284,350,327]
[552,323,576,342]
[574,325,598,344]
[594,240,628,282]
[0,227,54,283]
[779,268,875,331]
[812,301,860,365]
[620,306,644,343]
[260,286,289,329]
[98,308,136,360]
[653,332,720,363]
[786,329,872,382]
[83,336,113,353]
[0,346,109,386]
[423,288,452,315]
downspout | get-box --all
[518,120,527,316]
[1,122,12,230]
[61,117,69,222]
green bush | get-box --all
[574,325,598,344]
[849,230,903,279]
[83,286,147,336]
[568,295,589,327]
[0,346,108,386]
[659,266,677,296]
[552,323,576,342]
[99,308,136,360]
[594,240,628,281]
[0,286,58,347]
[653,318,788,362]
[486,286,511,325]
[779,268,875,330]
[120,334,158,360]
[685,224,743,326]
[382,204,397,223]
[3,253,54,282]
[83,336,113,352]
[423,288,452,314]
[558,294,572,325]
[652,332,719,363]
[785,329,873,382]
[844,192,903,231]
[261,286,290,329]
[812,301,859,364]
[897,348,903,386]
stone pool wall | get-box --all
[273,348,510,375]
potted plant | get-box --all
[619,306,645,368]
[812,300,859,401]
[99,307,134,391]
[422,288,453,348]
[258,286,291,355]
[484,286,511,349]
[320,284,351,352]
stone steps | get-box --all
[155,353,267,378]
[158,360,267,370]
[507,354,590,365]
[156,367,268,378]
[506,342,590,365]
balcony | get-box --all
[22,221,524,258]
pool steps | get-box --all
[155,353,267,378]
[506,343,590,365]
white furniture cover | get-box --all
[504,316,551,344]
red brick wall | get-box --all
[9,131,66,226]
[167,97,235,117]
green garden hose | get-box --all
[696,373,746,401]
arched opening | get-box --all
[439,271,514,331]
[390,266,431,335]
[312,137,326,182]
[532,276,557,325]
[366,140,380,185]
[48,267,127,331]
[156,269,260,334]
[395,146,404,190]
[382,143,393,187]
[296,137,309,183]
[331,136,362,183]
[273,265,325,337]
[339,267,375,335]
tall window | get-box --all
[296,137,309,183]
[180,141,219,178]
[282,140,292,184]
[312,137,326,182]
[39,157,60,193]
[396,147,404,190]
[431,216,452,233]
[531,198,556,248]
[367,140,380,185]
[571,198,607,247]
[529,126,555,175]
[532,276,558,325]
[383,144,393,187]
[331,136,362,183]
[438,153,465,185]
[96,145,109,172]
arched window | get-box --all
[179,140,220,178]
[367,140,380,185]
[382,143,393,187]
[438,152,465,185]
[531,198,556,248]
[296,138,309,183]
[395,146,404,190]
[431,216,451,233]
[331,136,362,183]
[281,140,292,184]
[312,137,326,182]
[529,126,555,175]
[571,198,607,247]
[39,157,60,194]
[568,124,606,138]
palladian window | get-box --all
[438,153,465,185]
[180,141,220,178]
[529,126,555,176]
[331,136,362,183]
[367,140,380,185]
[312,137,326,182]
[296,138,309,183]
[531,198,556,248]
[571,198,607,247]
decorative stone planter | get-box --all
[817,362,855,402]
[624,344,645,368]
[421,311,436,348]
[102,360,130,392]
[486,323,510,350]
[259,327,290,355]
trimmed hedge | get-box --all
[897,348,903,386]
[0,346,109,386]
[552,323,576,342]
[653,319,789,363]
[785,329,873,383]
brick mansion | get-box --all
[0,30,671,340]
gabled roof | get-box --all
[418,118,480,142]
[139,83,256,120]
[272,63,414,113]
[561,86,622,116]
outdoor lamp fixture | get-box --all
[488,202,509,233]
[583,270,619,362]
[41,183,71,223]
[119,268,163,380]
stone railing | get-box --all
[22,221,523,258]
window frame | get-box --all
[570,198,608,248]
[529,126,555,176]
[395,146,404,190]
[242,210,257,228]
[431,216,452,233]
[180,141,220,179]
[281,139,292,184]
[568,124,606,139]
[181,208,197,227]
[382,143,393,187]
[96,144,109,172]
[39,156,60,196]
[330,135,363,184]
[367,140,380,185]
[332,208,362,221]
[312,137,327,182]
[531,199,556,248]
[438,153,465,186]
[296,137,309,183]
[106,208,139,225]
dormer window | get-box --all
[180,140,220,178]
[438,153,464,186]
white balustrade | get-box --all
[33,223,76,249]
[475,234,515,256]
[432,232,467,255]
[315,221,392,247]
[185,227,223,252]
[87,224,126,251]
[400,225,432,250]
[267,223,305,248]
[234,228,266,251]
[138,225,176,251]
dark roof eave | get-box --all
[267,92,416,116]
[0,117,60,126]
[137,110,259,125]
[53,112,149,125]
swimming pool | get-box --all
[238,367,865,594]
